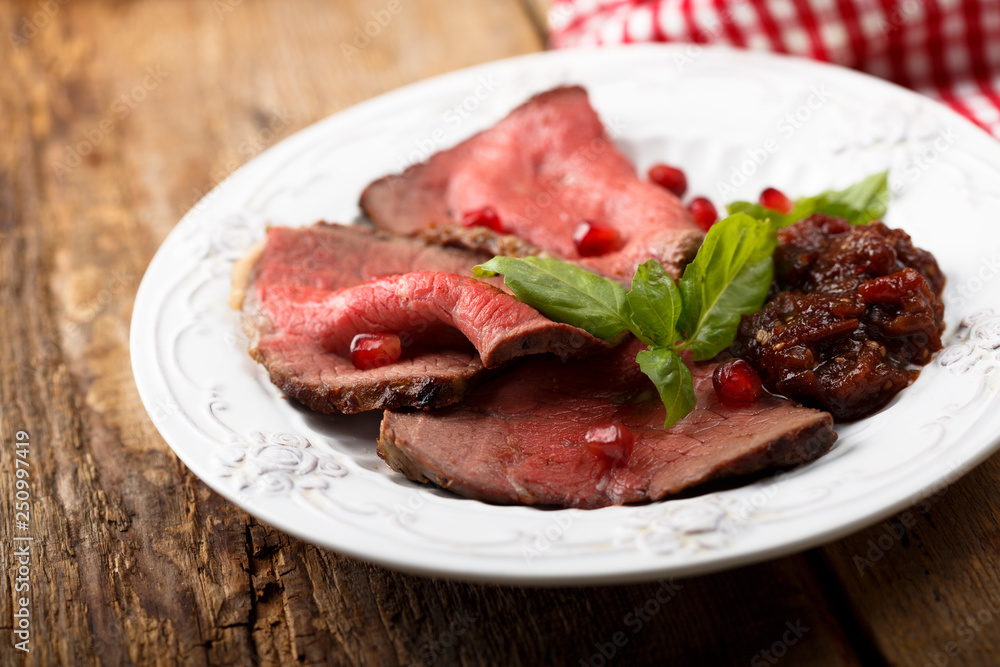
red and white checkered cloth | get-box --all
[548,0,1000,138]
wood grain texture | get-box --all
[818,454,1000,666]
[518,0,549,41]
[0,0,997,665]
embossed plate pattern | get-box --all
[130,46,1000,584]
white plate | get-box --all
[130,45,1000,585]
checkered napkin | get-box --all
[548,0,1000,138]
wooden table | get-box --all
[2,1,1000,664]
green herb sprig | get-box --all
[727,170,889,228]
[473,172,889,428]
[474,212,776,428]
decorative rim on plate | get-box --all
[131,45,1000,584]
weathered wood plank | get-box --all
[236,524,863,666]
[0,3,541,664]
[518,0,550,42]
[4,0,993,665]
[818,452,1000,665]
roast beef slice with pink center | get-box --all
[360,86,704,283]
[265,272,610,367]
[379,340,836,508]
[235,223,611,413]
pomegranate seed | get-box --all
[759,187,794,215]
[461,206,504,233]
[350,333,402,370]
[573,220,622,257]
[648,163,688,197]
[584,423,634,467]
[713,359,763,406]
[687,197,718,232]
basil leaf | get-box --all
[817,170,889,225]
[677,213,776,361]
[474,256,630,340]
[625,260,682,348]
[726,170,889,227]
[725,200,808,229]
[636,347,696,429]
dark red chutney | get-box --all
[733,214,945,420]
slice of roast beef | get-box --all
[264,272,608,367]
[360,86,704,283]
[233,223,492,305]
[378,340,836,508]
[235,223,610,414]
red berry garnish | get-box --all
[648,163,688,197]
[573,220,622,257]
[350,333,402,370]
[759,187,793,215]
[461,206,504,233]
[584,423,634,467]
[713,358,763,406]
[687,197,718,231]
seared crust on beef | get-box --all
[378,340,836,508]
[413,226,547,259]
[410,225,702,289]
[248,329,493,414]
